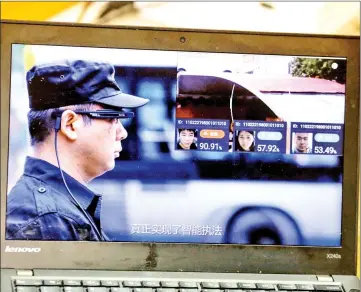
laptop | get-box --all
[1,20,360,292]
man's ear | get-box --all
[60,110,80,141]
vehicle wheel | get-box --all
[224,207,303,245]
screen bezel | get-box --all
[1,20,359,275]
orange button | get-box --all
[200,129,225,139]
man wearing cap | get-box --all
[6,60,149,241]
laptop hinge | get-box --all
[16,270,33,276]
[316,275,334,282]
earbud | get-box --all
[54,117,62,132]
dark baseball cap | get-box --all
[26,60,150,110]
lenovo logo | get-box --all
[5,246,41,253]
[327,253,341,259]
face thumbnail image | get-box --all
[177,128,198,150]
[292,132,313,154]
[235,130,256,152]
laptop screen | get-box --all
[6,44,346,247]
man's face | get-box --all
[75,105,128,178]
[179,130,195,149]
[294,133,309,152]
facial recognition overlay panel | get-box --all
[291,122,344,155]
[233,121,287,153]
[6,44,346,247]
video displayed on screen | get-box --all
[6,44,346,247]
